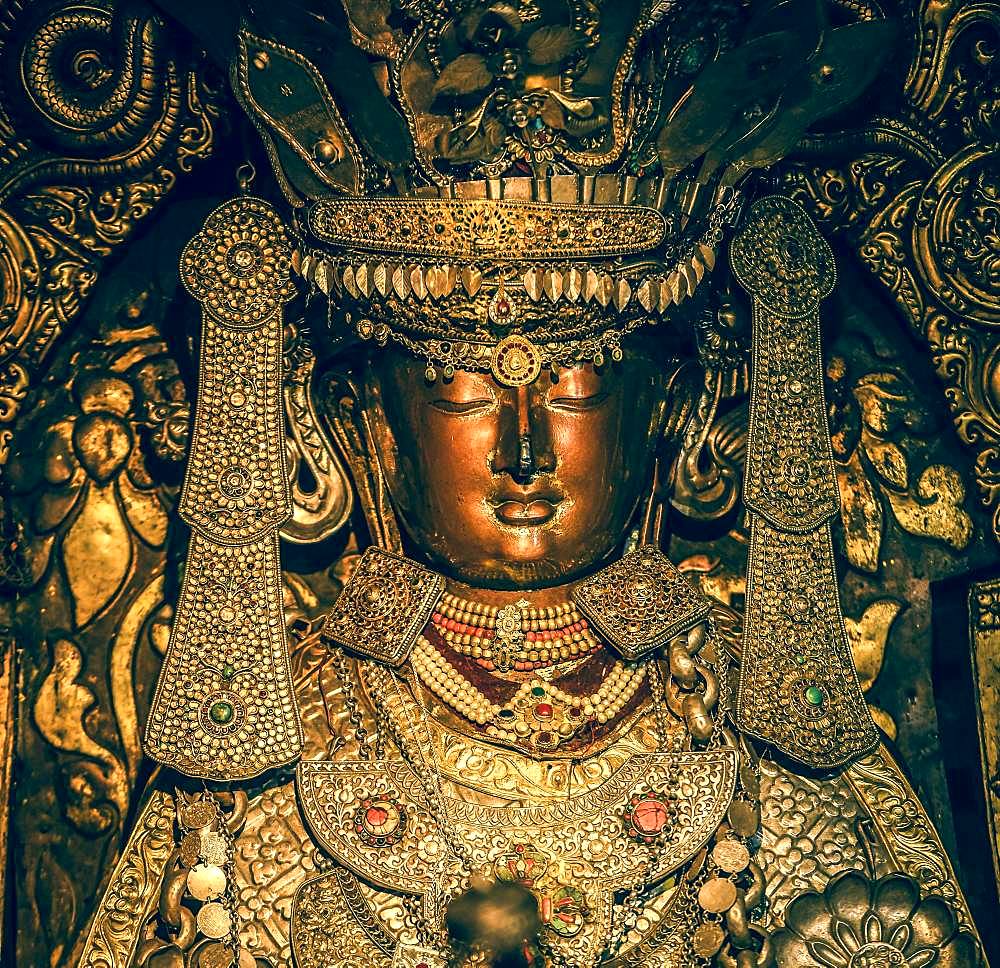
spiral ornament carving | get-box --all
[7,4,178,166]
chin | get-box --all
[459,556,575,589]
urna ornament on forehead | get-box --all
[144,0,894,778]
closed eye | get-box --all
[548,390,610,412]
[430,398,495,415]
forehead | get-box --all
[369,347,660,396]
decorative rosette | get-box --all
[730,195,836,317]
[772,871,981,968]
[180,196,295,327]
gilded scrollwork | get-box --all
[76,791,177,968]
[3,0,1000,965]
[0,1,224,955]
[783,2,1000,541]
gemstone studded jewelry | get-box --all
[410,634,646,752]
[432,592,601,672]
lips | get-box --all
[490,488,564,526]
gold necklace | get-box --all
[436,591,598,672]
[411,634,646,753]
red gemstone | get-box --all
[366,805,389,827]
[536,731,553,744]
[417,962,430,968]
[631,798,670,836]
[534,703,554,719]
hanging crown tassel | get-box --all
[732,196,878,769]
[144,196,304,780]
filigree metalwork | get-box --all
[3,1,1000,965]
[310,197,667,260]
[572,546,710,660]
[322,547,445,666]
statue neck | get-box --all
[443,577,579,610]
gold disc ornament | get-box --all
[711,839,751,874]
[188,863,227,901]
[697,877,738,914]
[180,830,205,867]
[200,942,236,968]
[692,922,727,958]
[197,902,234,939]
[201,831,229,867]
[181,800,218,830]
[491,334,542,387]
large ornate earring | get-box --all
[282,323,354,544]
[144,194,304,780]
[731,195,877,769]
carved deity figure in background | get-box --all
[2,0,999,966]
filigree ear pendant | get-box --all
[732,196,877,769]
[144,197,304,780]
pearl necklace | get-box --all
[436,591,597,672]
[411,634,646,751]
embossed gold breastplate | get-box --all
[294,747,737,966]
[278,636,752,968]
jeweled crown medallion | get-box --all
[323,547,445,666]
[572,546,711,660]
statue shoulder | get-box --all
[289,616,374,760]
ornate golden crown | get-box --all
[218,0,895,383]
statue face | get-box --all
[364,348,668,587]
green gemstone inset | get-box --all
[804,686,826,707]
[209,701,235,725]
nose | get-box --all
[493,384,555,483]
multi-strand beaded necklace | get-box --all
[414,590,647,752]
[432,590,601,673]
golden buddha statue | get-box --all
[2,1,999,967]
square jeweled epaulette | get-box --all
[572,546,711,660]
[323,547,444,666]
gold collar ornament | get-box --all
[732,196,878,769]
[323,544,711,666]
[144,196,304,780]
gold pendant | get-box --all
[492,600,529,672]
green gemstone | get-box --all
[804,686,825,707]
[209,701,235,725]
[531,686,546,698]
[794,654,807,666]
[222,664,235,680]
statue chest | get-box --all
[231,747,737,967]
